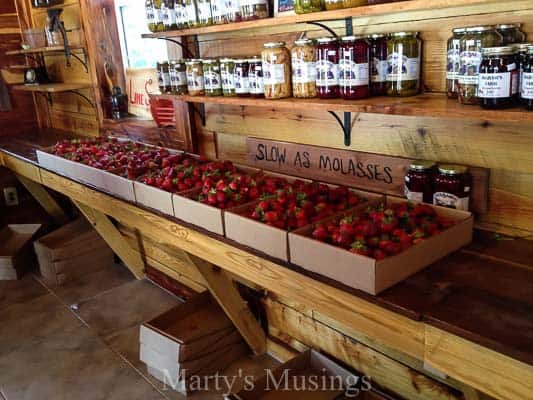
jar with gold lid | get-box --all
[291,38,317,98]
[262,42,291,99]
[433,164,472,211]
[404,160,436,203]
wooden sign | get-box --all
[246,138,489,213]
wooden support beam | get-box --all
[15,174,69,225]
[185,253,267,355]
[73,201,145,280]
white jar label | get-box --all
[187,72,204,90]
[186,4,196,23]
[198,2,212,20]
[387,53,420,81]
[221,70,235,90]
[211,0,225,18]
[263,63,285,85]
[446,49,460,80]
[146,6,157,23]
[433,192,469,211]
[159,72,170,87]
[225,0,240,13]
[371,58,388,83]
[316,60,338,87]
[291,59,317,84]
[205,71,221,90]
[170,70,186,87]
[521,72,533,99]
[458,50,482,85]
[249,68,264,94]
[404,187,423,203]
[176,4,186,25]
[234,67,249,93]
[478,72,511,98]
[338,60,369,87]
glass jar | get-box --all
[515,42,533,99]
[294,0,324,14]
[291,38,317,98]
[241,0,269,21]
[146,0,161,33]
[169,60,188,94]
[248,56,264,98]
[225,0,242,22]
[342,0,367,9]
[368,33,388,96]
[521,45,533,110]
[404,160,436,203]
[161,0,177,30]
[496,24,526,46]
[186,59,205,96]
[157,61,171,93]
[234,59,250,97]
[387,32,421,97]
[315,37,339,99]
[185,0,198,27]
[262,42,291,99]
[220,58,236,96]
[433,164,472,211]
[324,0,343,10]
[478,46,518,109]
[203,59,222,96]
[197,0,213,26]
[446,27,465,99]
[458,26,502,105]
[339,36,370,100]
[211,0,228,24]
[175,0,188,29]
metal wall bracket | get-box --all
[64,90,96,109]
[69,49,89,73]
[305,21,338,37]
[328,111,352,147]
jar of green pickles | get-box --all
[387,32,421,97]
[175,0,187,29]
[496,24,526,46]
[324,0,343,10]
[186,59,205,96]
[157,61,171,93]
[197,0,213,26]
[458,26,502,105]
[185,0,198,27]
[294,0,324,14]
[203,59,222,96]
[446,28,465,98]
[161,0,177,30]
[211,0,228,24]
[169,60,187,94]
[146,0,164,32]
[220,58,236,96]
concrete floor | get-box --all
[0,262,278,400]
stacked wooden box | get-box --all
[0,224,41,280]
[34,218,114,286]
[140,291,247,395]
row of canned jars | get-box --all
[157,33,422,99]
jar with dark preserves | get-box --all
[315,37,339,98]
[521,45,533,110]
[203,59,222,96]
[515,42,533,98]
[220,58,236,96]
[157,61,171,93]
[478,46,518,109]
[368,33,388,96]
[240,0,269,21]
[404,160,436,203]
[234,59,250,97]
[291,38,317,98]
[324,0,343,10]
[433,164,472,211]
[294,0,324,14]
[248,56,264,98]
[458,26,502,105]
[496,24,526,46]
[446,27,465,99]
[169,60,188,94]
[387,32,421,97]
[186,59,205,96]
[339,36,370,99]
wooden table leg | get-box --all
[186,252,267,355]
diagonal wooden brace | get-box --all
[73,200,145,280]
[185,252,266,355]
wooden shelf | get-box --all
[142,0,500,38]
[5,45,84,56]
[156,92,533,122]
[12,83,92,93]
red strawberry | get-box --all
[312,224,329,241]
[264,211,280,223]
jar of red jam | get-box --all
[433,164,472,211]
[478,46,518,109]
[315,37,339,99]
[339,36,370,100]
[404,160,436,203]
[368,33,388,96]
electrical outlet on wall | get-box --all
[3,187,19,206]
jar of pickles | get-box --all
[211,0,227,24]
[291,39,317,98]
[521,45,533,110]
[368,33,388,96]
[203,59,222,96]
[324,0,343,10]
[433,164,472,211]
[496,24,526,46]
[197,0,213,26]
[169,60,187,94]
[342,0,367,9]
[404,160,436,203]
[186,59,205,96]
[185,0,198,27]
[220,58,236,96]
[387,32,421,97]
[248,56,264,98]
[294,0,324,14]
[315,37,339,98]
[157,61,171,93]
[234,59,250,97]
[161,0,177,30]
[146,0,164,32]
[225,0,242,22]
[339,36,370,100]
[241,0,269,21]
[175,0,188,29]
[446,28,465,98]
[262,42,291,99]
[458,26,502,105]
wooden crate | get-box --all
[0,224,42,280]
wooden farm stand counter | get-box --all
[1,131,532,400]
